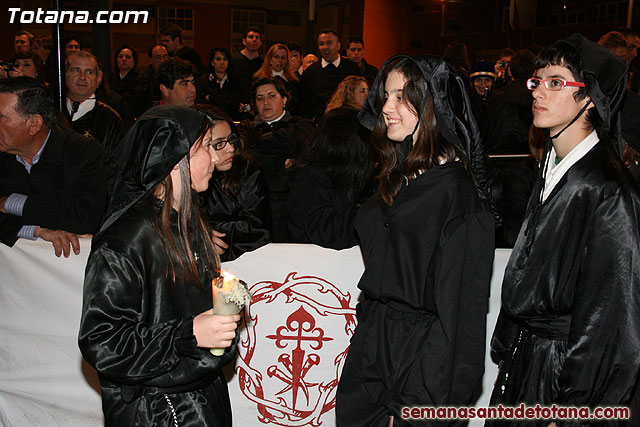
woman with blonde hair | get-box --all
[253,43,299,82]
[325,75,369,113]
[253,44,301,114]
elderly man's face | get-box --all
[151,45,169,71]
[66,56,102,102]
[0,93,30,155]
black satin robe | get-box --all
[79,201,236,427]
[336,162,495,426]
[490,141,640,426]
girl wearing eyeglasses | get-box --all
[194,104,271,261]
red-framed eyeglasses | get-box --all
[526,78,586,91]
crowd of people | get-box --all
[1,22,640,426]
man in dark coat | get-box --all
[65,51,125,159]
[300,29,362,119]
[0,77,107,255]
[490,34,640,426]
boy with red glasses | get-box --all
[489,34,640,425]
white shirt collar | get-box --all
[542,130,599,201]
[266,111,286,125]
[213,74,228,88]
[67,95,97,121]
[321,56,341,68]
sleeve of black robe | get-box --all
[432,209,495,408]
[555,188,640,412]
[79,245,236,387]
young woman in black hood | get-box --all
[79,106,239,426]
[335,55,495,426]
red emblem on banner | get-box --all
[236,272,357,426]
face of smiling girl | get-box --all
[381,70,419,142]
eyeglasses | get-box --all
[526,78,585,91]
[212,135,238,151]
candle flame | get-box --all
[219,271,237,290]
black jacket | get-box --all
[109,68,149,118]
[300,58,362,118]
[0,124,107,246]
[238,112,316,242]
[359,58,379,88]
[197,72,249,122]
[200,157,271,261]
[481,78,533,154]
[69,100,125,159]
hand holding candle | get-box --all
[210,271,251,355]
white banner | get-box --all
[0,240,510,426]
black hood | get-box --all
[96,105,205,238]
[556,34,628,149]
[359,54,480,161]
[358,54,491,204]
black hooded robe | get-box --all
[336,54,496,426]
[336,163,495,426]
[489,141,640,426]
[489,34,640,427]
[79,106,236,427]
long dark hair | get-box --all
[297,106,374,204]
[150,115,220,287]
[372,57,464,205]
